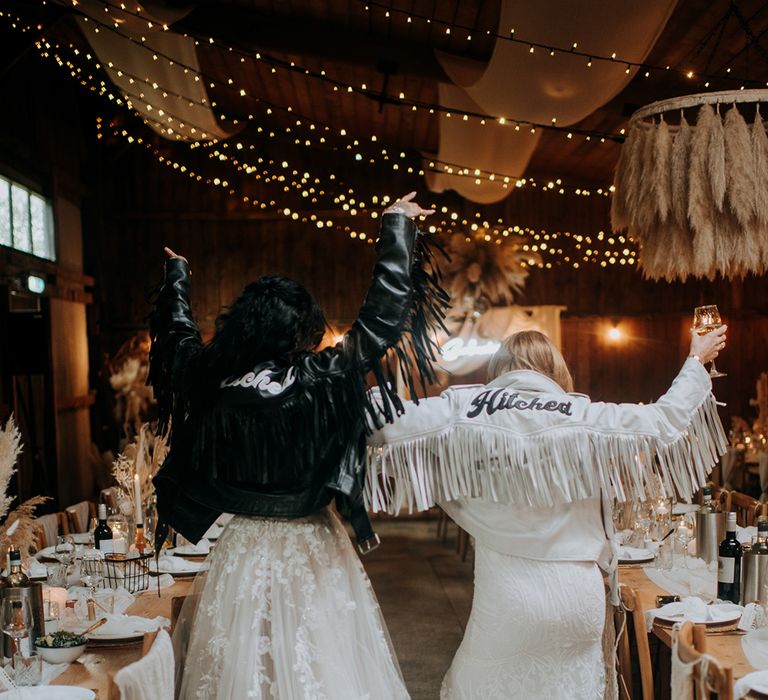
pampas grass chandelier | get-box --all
[611,89,768,281]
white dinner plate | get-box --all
[171,545,210,558]
[0,688,95,699]
[617,547,655,564]
[655,603,742,626]
[86,630,144,643]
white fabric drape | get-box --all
[75,1,235,142]
[428,0,678,202]
[114,629,175,700]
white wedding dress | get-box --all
[439,498,612,700]
[175,510,409,700]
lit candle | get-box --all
[133,473,143,525]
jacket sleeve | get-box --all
[582,357,715,441]
[148,258,203,435]
[297,212,449,425]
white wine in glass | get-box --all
[693,305,726,378]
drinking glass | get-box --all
[676,514,696,569]
[692,305,727,378]
[13,651,41,685]
[2,598,33,659]
[53,536,75,567]
[80,550,105,599]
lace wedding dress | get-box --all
[441,546,606,700]
[175,510,409,699]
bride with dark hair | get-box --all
[148,192,448,699]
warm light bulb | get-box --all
[608,327,621,341]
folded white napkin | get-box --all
[28,560,48,579]
[740,627,768,670]
[618,546,654,561]
[149,556,203,574]
[738,526,758,545]
[645,596,742,628]
[735,670,768,698]
[215,513,233,527]
[67,585,135,616]
[174,539,211,555]
[203,523,223,540]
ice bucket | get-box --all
[695,511,724,564]
[0,583,45,658]
[742,550,768,605]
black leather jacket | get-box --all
[149,213,447,550]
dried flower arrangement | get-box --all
[0,416,49,556]
[111,422,168,516]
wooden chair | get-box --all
[614,585,654,700]
[100,488,119,511]
[108,629,173,699]
[32,512,68,550]
[727,490,763,527]
[675,621,733,699]
[65,500,97,533]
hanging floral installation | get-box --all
[443,231,540,321]
[0,416,49,556]
[612,89,768,281]
[111,422,168,517]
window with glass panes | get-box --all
[0,176,55,261]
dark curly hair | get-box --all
[200,274,327,387]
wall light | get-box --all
[27,274,46,294]
[607,324,621,341]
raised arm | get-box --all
[298,193,449,424]
[148,248,203,435]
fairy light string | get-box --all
[358,0,767,91]
[49,0,624,142]
[0,8,638,267]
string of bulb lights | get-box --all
[54,0,625,143]
[358,0,767,91]
[9,5,617,200]
[2,8,638,268]
[101,118,637,269]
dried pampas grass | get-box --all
[651,117,673,223]
[0,417,50,556]
[111,423,168,514]
[724,106,755,229]
[615,98,768,280]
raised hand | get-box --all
[383,191,435,219]
[689,324,727,365]
[164,246,189,265]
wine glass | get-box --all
[676,514,696,569]
[53,535,75,567]
[2,598,33,658]
[80,550,105,600]
[692,305,727,378]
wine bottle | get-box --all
[6,547,28,587]
[718,512,742,603]
[94,504,114,554]
[699,486,717,513]
[753,516,768,555]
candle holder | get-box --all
[134,523,147,555]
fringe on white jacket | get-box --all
[366,358,728,513]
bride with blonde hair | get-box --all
[367,327,728,699]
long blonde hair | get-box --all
[487,330,574,392]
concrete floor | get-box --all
[361,519,475,700]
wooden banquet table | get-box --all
[619,566,756,680]
[49,578,193,696]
